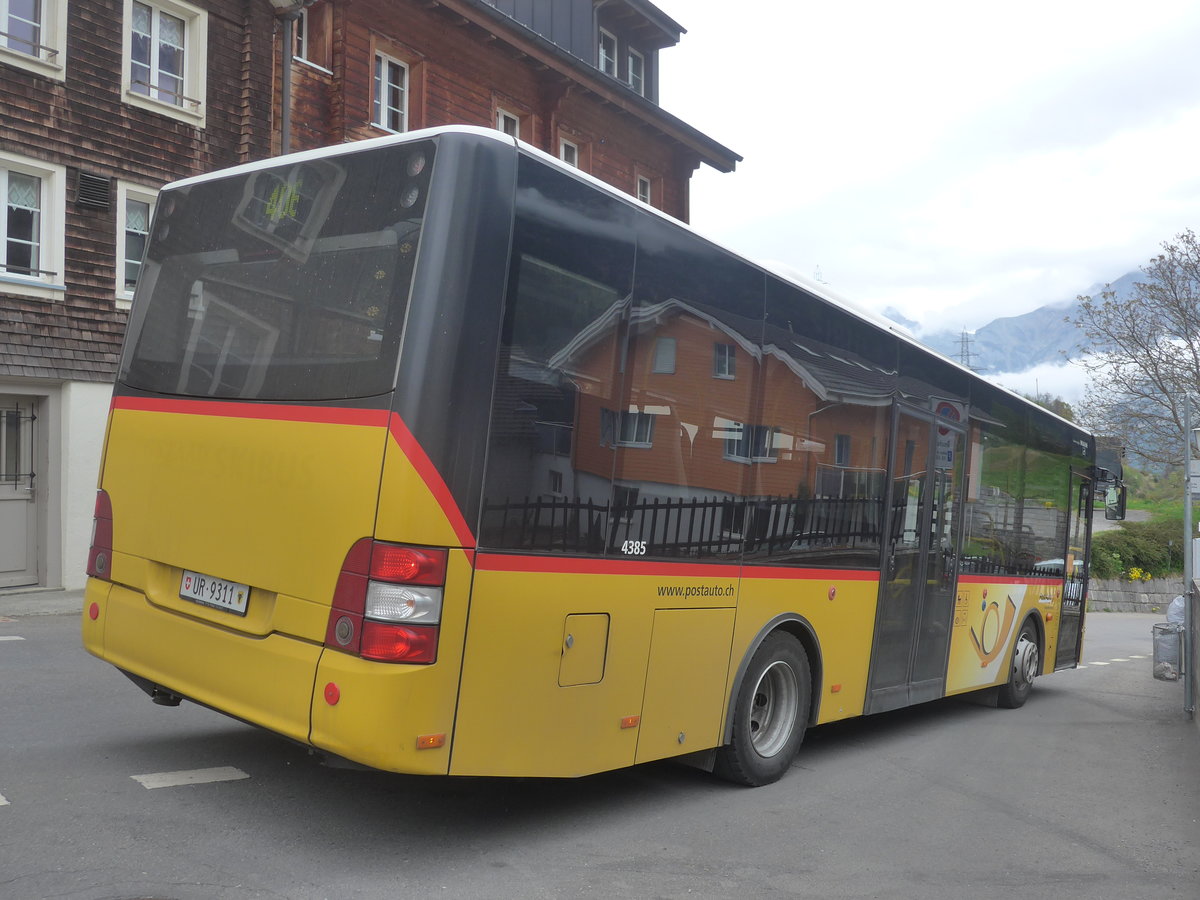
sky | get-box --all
[653,0,1200,345]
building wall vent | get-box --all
[76,172,112,210]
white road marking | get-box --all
[0,792,9,806]
[1110,658,1130,662]
[0,636,25,642]
[131,767,249,789]
[1088,661,1111,666]
[1129,654,1147,659]
[1076,665,1088,669]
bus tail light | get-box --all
[325,540,447,664]
[86,490,114,580]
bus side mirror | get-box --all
[1104,484,1127,520]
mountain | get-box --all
[917,270,1144,374]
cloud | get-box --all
[985,360,1092,406]
[656,0,1200,334]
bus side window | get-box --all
[611,220,765,560]
[478,160,636,556]
[748,280,894,569]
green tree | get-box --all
[1074,229,1200,467]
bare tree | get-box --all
[1074,229,1200,467]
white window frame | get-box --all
[616,410,655,448]
[601,407,655,449]
[294,7,309,61]
[627,48,644,95]
[116,182,158,307]
[0,150,65,302]
[651,337,675,374]
[724,424,779,464]
[121,0,207,127]
[560,139,579,168]
[598,28,617,77]
[1,0,66,80]
[713,342,735,379]
[636,175,651,205]
[496,108,520,138]
[372,51,409,133]
[835,433,852,467]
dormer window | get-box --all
[628,48,644,95]
[598,28,617,77]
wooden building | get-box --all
[0,0,737,593]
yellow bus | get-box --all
[82,126,1123,785]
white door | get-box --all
[0,396,39,588]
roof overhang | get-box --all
[448,0,740,173]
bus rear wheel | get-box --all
[715,632,810,786]
[998,619,1040,709]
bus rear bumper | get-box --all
[308,649,456,776]
[82,578,321,746]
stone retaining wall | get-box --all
[1086,577,1184,614]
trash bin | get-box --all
[1152,622,1184,681]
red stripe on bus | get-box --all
[742,565,879,582]
[386,413,477,548]
[475,553,743,578]
[112,395,388,427]
[474,555,877,581]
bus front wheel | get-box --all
[997,619,1040,709]
[714,632,811,786]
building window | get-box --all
[549,470,563,494]
[598,28,617,77]
[122,0,206,125]
[1,0,65,79]
[713,342,735,379]
[619,411,654,446]
[0,151,64,300]
[835,433,851,467]
[651,337,675,374]
[293,2,330,70]
[601,408,655,448]
[628,48,644,95]
[725,424,779,463]
[4,169,40,278]
[496,109,520,138]
[560,139,579,168]
[372,52,408,132]
[116,182,157,305]
[294,7,308,59]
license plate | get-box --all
[180,570,250,616]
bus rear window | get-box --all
[120,142,435,401]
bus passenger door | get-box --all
[865,409,965,714]
[1055,471,1091,668]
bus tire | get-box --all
[997,619,1040,709]
[714,632,810,786]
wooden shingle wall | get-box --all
[0,0,273,382]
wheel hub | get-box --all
[1013,634,1039,688]
[749,660,799,758]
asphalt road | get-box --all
[0,611,1196,900]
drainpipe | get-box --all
[267,0,313,156]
